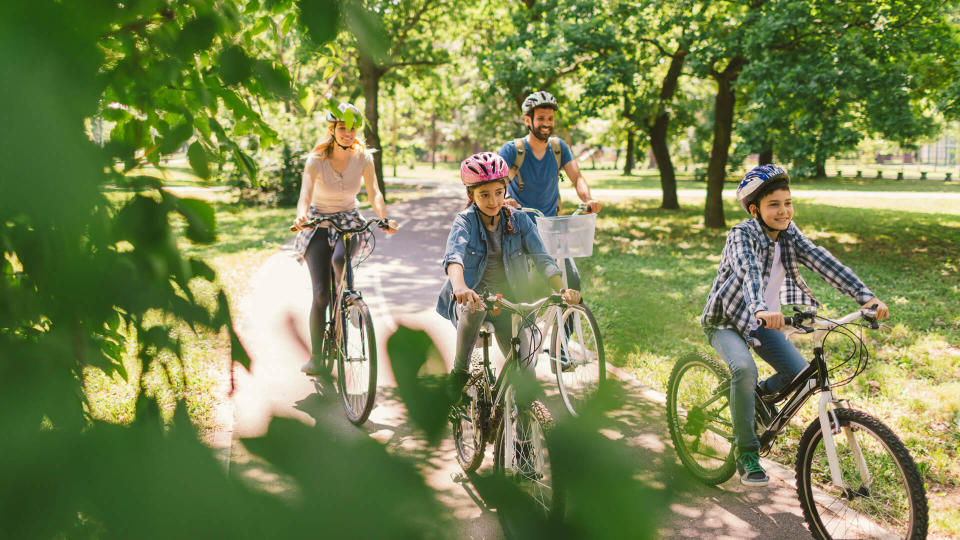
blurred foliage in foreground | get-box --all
[0,1,670,537]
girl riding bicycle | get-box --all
[700,164,889,487]
[437,152,580,397]
[293,102,397,375]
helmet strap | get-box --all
[335,141,351,150]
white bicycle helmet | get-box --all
[736,164,790,213]
[325,102,364,129]
[521,91,558,115]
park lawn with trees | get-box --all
[573,196,960,536]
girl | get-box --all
[436,152,580,396]
[292,103,397,375]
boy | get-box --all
[700,164,889,486]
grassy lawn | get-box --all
[573,197,960,536]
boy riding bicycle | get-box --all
[437,152,580,399]
[700,164,889,486]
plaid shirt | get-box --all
[701,218,874,340]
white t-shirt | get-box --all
[304,150,373,213]
[763,241,785,313]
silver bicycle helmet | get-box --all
[521,91,558,115]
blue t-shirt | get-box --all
[498,138,574,217]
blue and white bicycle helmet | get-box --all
[736,164,790,213]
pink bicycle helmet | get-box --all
[460,152,509,186]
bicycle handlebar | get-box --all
[755,306,880,335]
[290,217,394,233]
[519,201,593,217]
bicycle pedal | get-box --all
[451,472,468,483]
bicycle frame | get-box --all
[708,309,878,493]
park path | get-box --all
[226,182,825,539]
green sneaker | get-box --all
[736,451,770,487]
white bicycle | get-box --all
[522,204,605,416]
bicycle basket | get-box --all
[535,213,597,258]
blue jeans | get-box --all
[704,327,808,453]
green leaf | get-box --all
[386,326,451,444]
[187,141,211,179]
[298,86,315,114]
[297,0,341,45]
[158,119,194,155]
[252,60,293,99]
[251,16,271,36]
[175,15,217,58]
[281,12,295,36]
[188,258,216,282]
[218,45,252,86]
[174,197,217,244]
[343,3,388,64]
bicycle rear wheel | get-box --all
[550,303,605,416]
[452,351,488,473]
[336,297,377,425]
[494,386,562,519]
[666,351,736,484]
[796,408,927,539]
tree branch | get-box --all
[390,0,440,59]
[637,38,670,57]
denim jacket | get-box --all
[436,205,561,323]
[701,218,874,341]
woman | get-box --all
[293,102,397,375]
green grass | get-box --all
[573,197,960,536]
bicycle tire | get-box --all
[493,387,563,519]
[550,303,605,416]
[666,351,737,485]
[452,351,488,473]
[795,407,927,539]
[336,297,377,425]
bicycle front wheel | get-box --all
[796,408,927,539]
[550,303,605,416]
[452,351,488,473]
[494,386,562,519]
[666,351,736,485]
[337,297,377,425]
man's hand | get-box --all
[583,200,601,214]
[862,298,890,319]
[560,289,581,304]
[756,310,785,330]
[504,198,520,209]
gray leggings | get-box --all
[453,303,537,376]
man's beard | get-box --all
[529,125,552,141]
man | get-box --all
[498,90,601,293]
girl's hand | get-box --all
[560,289,581,305]
[756,310,784,330]
[862,298,890,320]
[380,219,399,235]
[453,286,484,312]
[504,198,521,209]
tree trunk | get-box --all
[648,49,686,210]
[705,59,746,229]
[650,116,679,209]
[759,147,773,165]
[430,113,437,169]
[359,53,386,194]
[623,130,635,176]
[813,136,826,178]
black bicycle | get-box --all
[667,307,927,539]
[293,217,390,425]
[451,292,566,519]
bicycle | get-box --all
[666,307,928,539]
[450,292,566,518]
[291,216,392,425]
[521,203,605,416]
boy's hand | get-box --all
[862,298,889,319]
[756,310,785,330]
[453,286,484,312]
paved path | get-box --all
[227,182,825,539]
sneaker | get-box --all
[737,451,770,487]
[300,355,323,376]
[447,370,470,404]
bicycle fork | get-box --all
[817,392,872,495]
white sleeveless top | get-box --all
[304,150,373,213]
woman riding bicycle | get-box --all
[700,164,889,487]
[293,102,397,376]
[437,152,580,398]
